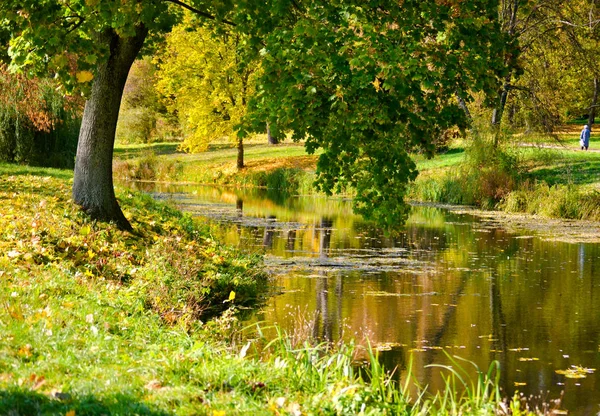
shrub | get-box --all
[0,65,82,168]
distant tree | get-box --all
[155,18,254,169]
[491,0,600,132]
[0,65,82,167]
[117,58,178,144]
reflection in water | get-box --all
[263,216,276,249]
[286,230,297,252]
[135,182,600,414]
[319,218,333,259]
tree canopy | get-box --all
[155,18,255,155]
[1,0,508,230]
[240,1,508,227]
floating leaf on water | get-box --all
[518,357,539,362]
[375,342,407,351]
[514,382,527,386]
[555,365,595,379]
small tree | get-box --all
[156,19,255,169]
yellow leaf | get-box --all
[66,410,76,416]
[212,411,226,416]
[76,71,94,83]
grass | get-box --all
[0,162,557,414]
[113,139,320,194]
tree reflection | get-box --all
[263,215,276,248]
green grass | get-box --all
[413,146,466,172]
[0,162,556,415]
[113,141,320,194]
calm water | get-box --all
[143,183,600,414]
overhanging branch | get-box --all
[163,0,236,26]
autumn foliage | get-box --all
[0,65,83,167]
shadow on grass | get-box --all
[530,160,600,185]
[438,146,465,156]
[114,143,182,159]
[0,389,169,416]
[0,163,73,181]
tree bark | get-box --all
[588,76,599,130]
[72,25,147,231]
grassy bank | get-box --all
[113,129,600,222]
[113,140,320,196]
[408,131,600,221]
[1,163,552,415]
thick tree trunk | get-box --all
[588,77,599,130]
[491,80,510,127]
[72,26,147,231]
[267,123,278,145]
[236,135,244,170]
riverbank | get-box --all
[0,162,546,414]
[113,141,319,195]
[114,132,600,224]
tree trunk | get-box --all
[491,79,510,127]
[236,135,244,170]
[72,26,147,231]
[455,92,472,122]
[491,78,510,147]
[267,123,278,144]
[588,76,599,130]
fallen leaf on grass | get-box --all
[145,380,162,390]
[30,374,46,390]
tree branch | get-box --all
[163,0,236,26]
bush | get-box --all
[500,182,600,221]
[0,66,82,168]
[113,151,183,182]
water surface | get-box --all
[144,183,600,414]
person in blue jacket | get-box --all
[580,124,591,150]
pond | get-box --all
[141,183,600,414]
